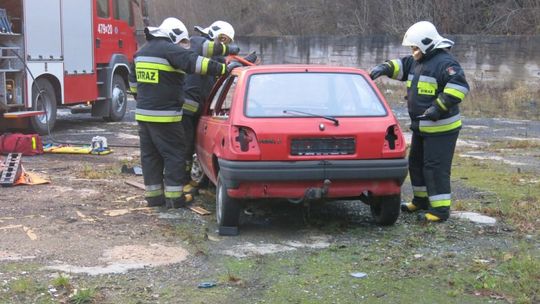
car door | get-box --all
[196,75,237,185]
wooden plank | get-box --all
[125,180,145,190]
[188,206,211,215]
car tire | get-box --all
[216,172,240,227]
[30,78,57,135]
[369,194,400,226]
[103,74,127,122]
[191,153,209,188]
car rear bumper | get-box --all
[218,158,408,189]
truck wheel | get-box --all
[369,194,400,226]
[216,172,240,227]
[104,74,127,122]
[30,79,57,135]
[191,153,209,188]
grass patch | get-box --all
[51,274,71,289]
[172,221,210,256]
[378,81,539,120]
[452,156,540,233]
[69,288,97,304]
[456,244,540,303]
[78,164,118,179]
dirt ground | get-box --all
[1,101,539,303]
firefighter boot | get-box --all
[417,206,450,222]
[146,196,165,207]
[401,197,429,212]
[183,183,199,196]
[165,193,194,209]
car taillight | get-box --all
[232,126,259,153]
[383,124,404,152]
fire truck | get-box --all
[0,0,146,134]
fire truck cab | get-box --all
[0,0,141,134]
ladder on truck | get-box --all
[0,8,44,119]
[0,153,22,186]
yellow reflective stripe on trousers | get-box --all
[164,185,183,199]
[145,184,163,198]
[430,194,452,208]
[419,114,462,133]
[390,59,403,80]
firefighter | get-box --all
[181,21,237,192]
[369,21,469,222]
[129,17,242,209]
[182,21,257,191]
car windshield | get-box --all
[245,72,387,117]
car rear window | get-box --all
[245,72,386,117]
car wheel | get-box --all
[190,153,209,188]
[216,173,240,227]
[369,194,400,226]
[30,78,57,135]
[103,74,127,122]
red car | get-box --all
[194,65,408,231]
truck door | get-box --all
[94,0,136,64]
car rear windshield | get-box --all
[245,72,387,117]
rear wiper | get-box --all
[283,109,339,126]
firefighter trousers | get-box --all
[181,114,198,184]
[409,130,459,213]
[138,121,186,201]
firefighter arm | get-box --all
[168,47,226,76]
[382,56,413,81]
[200,40,239,57]
[436,63,470,112]
[128,62,137,97]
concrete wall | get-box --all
[236,35,540,87]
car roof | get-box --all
[231,64,369,76]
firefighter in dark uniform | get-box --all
[182,21,238,191]
[128,17,241,209]
[369,21,470,222]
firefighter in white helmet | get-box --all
[369,21,470,222]
[182,21,257,192]
[128,17,242,209]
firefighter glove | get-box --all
[228,44,240,55]
[423,105,441,121]
[243,51,258,64]
[227,61,243,73]
[369,63,392,80]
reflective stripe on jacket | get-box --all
[129,37,227,123]
[183,36,230,116]
[387,49,469,135]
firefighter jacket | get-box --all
[386,49,469,135]
[129,37,227,123]
[182,36,230,116]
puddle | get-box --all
[44,244,188,275]
[221,236,331,258]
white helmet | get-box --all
[402,21,454,54]
[195,20,235,42]
[146,17,189,44]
